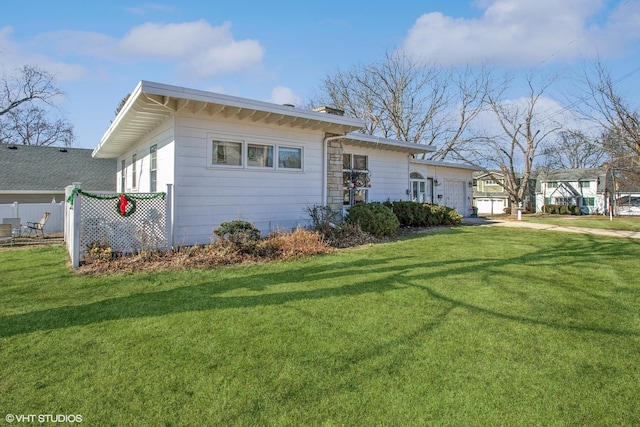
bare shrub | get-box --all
[258,228,334,260]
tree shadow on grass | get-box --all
[1,228,639,338]
[0,256,417,338]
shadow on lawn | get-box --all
[1,228,639,338]
[0,256,414,338]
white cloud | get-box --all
[0,26,87,81]
[31,20,264,79]
[402,0,640,66]
[268,86,300,106]
[119,20,264,77]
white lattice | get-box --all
[78,192,167,259]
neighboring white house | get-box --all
[534,168,613,214]
[91,81,477,246]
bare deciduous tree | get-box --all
[1,105,74,147]
[541,129,606,169]
[583,61,640,159]
[313,51,489,161]
[481,73,562,212]
[1,65,62,116]
[0,64,74,146]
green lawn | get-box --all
[1,227,640,426]
[524,214,640,231]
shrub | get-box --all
[345,202,399,236]
[429,204,462,225]
[543,204,581,215]
[257,228,333,260]
[388,201,429,227]
[213,220,261,252]
[327,222,378,248]
[304,204,341,237]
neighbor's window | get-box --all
[247,143,274,168]
[583,197,595,206]
[547,181,558,188]
[212,140,242,166]
[131,153,137,189]
[150,144,157,193]
[278,146,302,169]
[579,180,591,188]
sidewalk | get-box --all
[461,217,640,240]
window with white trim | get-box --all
[343,154,370,206]
[278,146,302,169]
[120,159,126,192]
[150,144,157,192]
[131,153,137,189]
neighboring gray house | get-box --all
[472,171,513,215]
[534,167,613,214]
[0,144,116,203]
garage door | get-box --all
[476,198,505,215]
[444,181,466,213]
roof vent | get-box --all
[59,148,68,152]
[312,106,344,116]
[282,103,295,108]
[7,144,17,150]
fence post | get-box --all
[165,184,173,251]
[69,183,82,268]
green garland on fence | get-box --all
[66,188,166,218]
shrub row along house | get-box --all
[79,81,479,249]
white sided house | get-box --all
[91,81,476,247]
[410,159,480,217]
[535,168,613,214]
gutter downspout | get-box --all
[323,135,347,206]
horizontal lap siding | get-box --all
[344,145,411,203]
[174,114,324,245]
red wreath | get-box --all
[116,194,137,217]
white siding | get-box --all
[344,145,412,203]
[172,113,325,245]
[410,162,475,216]
[117,117,175,195]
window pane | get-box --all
[213,140,242,165]
[354,189,367,204]
[150,145,157,170]
[247,144,273,167]
[278,146,302,169]
[343,154,351,169]
[353,154,367,170]
[150,171,157,193]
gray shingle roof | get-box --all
[0,144,116,192]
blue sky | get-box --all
[2,0,640,149]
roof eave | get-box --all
[93,81,364,159]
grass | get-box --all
[1,226,640,426]
[523,213,640,231]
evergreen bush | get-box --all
[345,202,399,236]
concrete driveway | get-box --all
[462,217,640,240]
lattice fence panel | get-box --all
[79,193,167,260]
